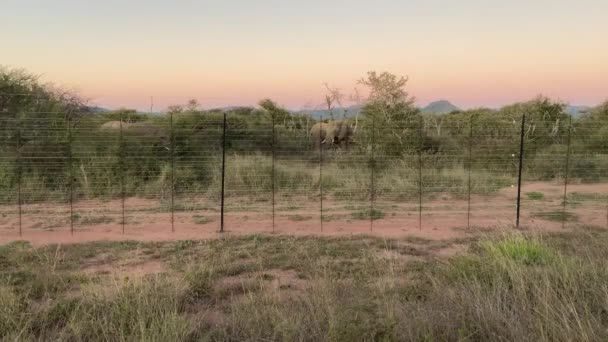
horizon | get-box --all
[2,1,607,111]
[87,98,595,114]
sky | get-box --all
[1,0,607,111]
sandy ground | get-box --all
[0,181,606,246]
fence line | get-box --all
[516,113,526,228]
[220,112,227,233]
[16,114,22,237]
[319,114,324,232]
[271,113,276,233]
[562,115,572,229]
[467,115,473,229]
[119,111,125,234]
[68,113,74,235]
[417,117,423,230]
[170,111,175,233]
[369,113,376,232]
[2,109,608,237]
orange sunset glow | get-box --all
[2,1,606,110]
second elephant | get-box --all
[310,120,354,149]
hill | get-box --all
[294,105,362,120]
[422,100,460,114]
[86,106,110,113]
[565,105,590,117]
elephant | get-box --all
[310,120,354,149]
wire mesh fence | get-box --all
[1,108,607,240]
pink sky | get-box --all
[2,1,607,111]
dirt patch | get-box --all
[1,181,606,246]
[214,269,309,299]
[82,256,166,278]
[377,249,423,262]
[433,243,468,257]
[265,269,309,292]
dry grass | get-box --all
[1,227,608,341]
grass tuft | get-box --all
[481,233,554,265]
[351,209,385,221]
[533,210,578,223]
[526,191,544,200]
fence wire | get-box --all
[1,109,607,239]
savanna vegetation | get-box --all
[1,66,607,206]
[2,228,608,340]
[2,68,608,341]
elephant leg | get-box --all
[314,138,321,149]
[325,133,336,147]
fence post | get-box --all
[319,115,324,232]
[271,114,276,233]
[562,115,572,229]
[418,117,423,230]
[306,116,310,146]
[516,113,526,228]
[16,114,22,237]
[370,114,376,231]
[119,111,125,234]
[220,112,227,233]
[467,115,473,229]
[170,111,175,233]
[67,113,74,236]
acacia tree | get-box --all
[323,83,348,120]
[358,71,421,155]
[500,96,570,153]
[258,98,291,126]
[575,101,608,152]
[0,66,89,192]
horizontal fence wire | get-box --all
[0,108,607,239]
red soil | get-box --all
[1,182,606,246]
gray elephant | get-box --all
[310,120,354,149]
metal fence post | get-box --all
[16,114,22,237]
[170,111,175,233]
[467,115,473,229]
[516,113,526,228]
[220,112,227,233]
[67,113,74,235]
[119,111,125,234]
[370,114,376,232]
[562,115,572,229]
[418,117,423,230]
[319,115,324,232]
[271,114,276,233]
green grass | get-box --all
[533,210,578,222]
[567,191,608,204]
[73,214,114,225]
[351,208,385,220]
[3,229,608,340]
[287,214,312,222]
[193,215,213,225]
[526,191,545,200]
[481,233,554,265]
[10,153,525,205]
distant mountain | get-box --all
[210,106,255,112]
[87,106,110,113]
[294,105,362,120]
[422,100,460,114]
[565,105,590,117]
